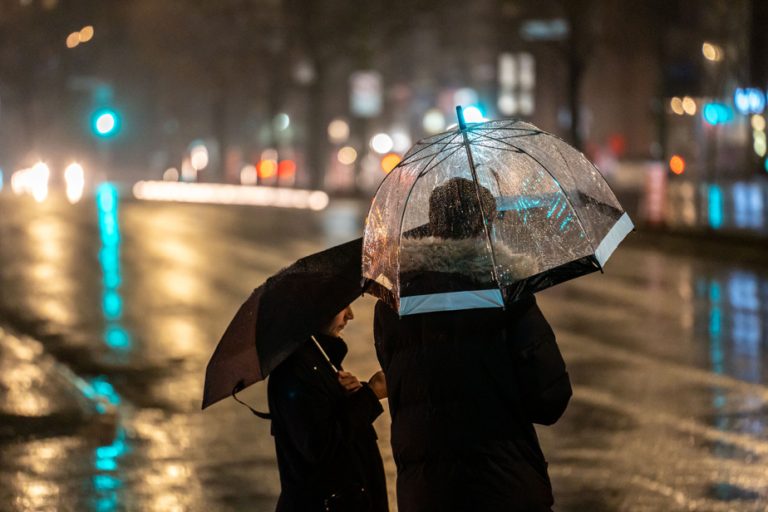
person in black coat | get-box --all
[373,178,572,512]
[268,305,389,512]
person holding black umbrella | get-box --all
[202,239,389,512]
[268,304,389,512]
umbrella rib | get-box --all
[399,131,462,166]
[470,130,597,257]
[399,142,465,167]
[472,129,544,139]
[416,143,467,177]
[551,141,624,214]
[468,130,542,150]
[465,141,525,152]
[367,134,463,219]
[472,126,542,134]
[396,133,465,299]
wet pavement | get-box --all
[0,190,767,511]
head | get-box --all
[321,305,354,338]
[428,177,496,239]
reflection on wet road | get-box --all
[0,193,767,511]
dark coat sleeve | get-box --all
[271,367,383,466]
[373,301,391,372]
[506,298,572,425]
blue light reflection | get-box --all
[96,183,131,351]
[708,185,723,229]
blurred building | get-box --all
[1,0,766,221]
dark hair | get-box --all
[428,177,496,239]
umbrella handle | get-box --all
[311,335,339,374]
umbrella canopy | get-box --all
[202,238,363,410]
[363,109,633,316]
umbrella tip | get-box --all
[455,105,466,130]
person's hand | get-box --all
[368,370,387,400]
[337,371,363,394]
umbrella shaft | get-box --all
[459,128,503,290]
[311,335,339,374]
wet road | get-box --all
[0,191,767,511]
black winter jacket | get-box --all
[268,334,388,512]
[374,295,571,512]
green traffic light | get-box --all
[92,109,120,137]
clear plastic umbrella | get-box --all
[362,107,633,316]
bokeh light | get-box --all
[670,97,684,115]
[380,153,401,174]
[240,165,257,185]
[682,97,697,115]
[79,25,94,43]
[66,32,80,48]
[274,113,290,131]
[702,42,723,62]
[163,168,179,181]
[189,144,209,171]
[423,109,446,134]
[337,146,357,165]
[328,119,349,144]
[669,155,686,175]
[64,162,85,204]
[370,133,393,154]
[463,106,486,123]
[751,115,766,132]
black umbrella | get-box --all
[202,238,363,410]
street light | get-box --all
[92,109,120,138]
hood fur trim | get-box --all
[399,236,537,280]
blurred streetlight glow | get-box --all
[278,160,296,177]
[163,168,179,181]
[274,113,290,131]
[79,26,94,43]
[391,130,412,153]
[423,109,446,134]
[751,115,766,132]
[240,165,257,185]
[132,181,330,210]
[278,160,297,186]
[702,42,723,62]
[381,153,401,174]
[754,132,767,157]
[370,133,393,154]
[93,110,119,137]
[261,148,278,162]
[669,155,685,175]
[189,144,209,171]
[670,97,684,115]
[337,146,357,165]
[328,119,350,144]
[258,160,277,179]
[258,149,278,180]
[734,88,766,115]
[682,97,697,115]
[463,106,487,123]
[66,32,80,48]
[454,88,479,107]
[180,158,196,182]
[64,162,85,203]
[12,162,51,202]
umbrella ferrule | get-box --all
[456,105,467,130]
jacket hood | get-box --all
[399,236,537,281]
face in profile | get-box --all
[323,305,354,337]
